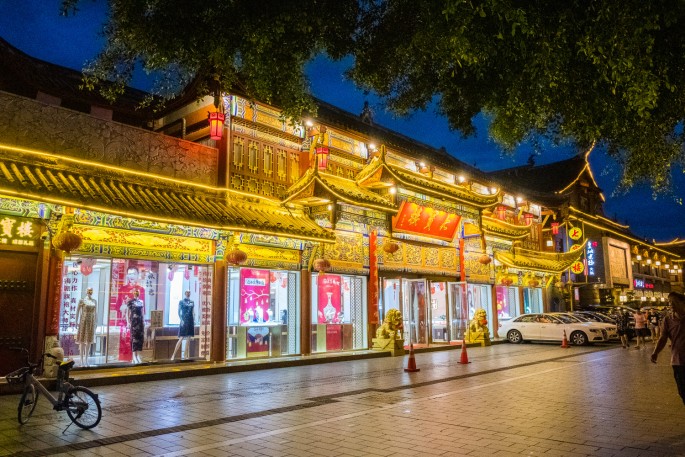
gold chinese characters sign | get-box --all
[0,216,40,248]
[391,201,461,241]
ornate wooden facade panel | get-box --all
[0,92,218,186]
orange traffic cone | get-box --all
[404,342,420,372]
[561,330,570,348]
[458,339,471,364]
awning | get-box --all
[495,243,587,273]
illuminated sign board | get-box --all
[633,278,654,289]
[392,201,461,241]
[0,216,40,247]
[586,240,597,276]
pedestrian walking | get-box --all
[633,308,647,349]
[615,308,631,348]
[648,309,661,342]
[651,292,685,405]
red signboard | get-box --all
[239,268,270,324]
[317,274,342,324]
[392,201,461,241]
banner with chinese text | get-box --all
[392,201,461,241]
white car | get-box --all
[561,312,619,341]
[499,313,609,345]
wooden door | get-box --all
[0,251,38,375]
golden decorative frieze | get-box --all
[481,215,532,239]
[494,243,587,273]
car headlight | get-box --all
[589,329,601,333]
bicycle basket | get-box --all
[5,367,28,385]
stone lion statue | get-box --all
[376,309,403,340]
[465,308,491,345]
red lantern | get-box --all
[501,277,513,286]
[208,111,225,141]
[524,213,534,225]
[496,206,506,220]
[529,279,540,287]
[313,258,331,273]
[316,147,329,171]
[478,254,492,265]
[551,222,560,235]
[52,231,82,253]
[226,247,247,266]
[382,241,400,254]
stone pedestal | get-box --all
[371,337,405,356]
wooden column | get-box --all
[211,259,227,362]
[300,268,311,355]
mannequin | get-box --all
[75,287,97,367]
[171,290,195,360]
[126,288,145,364]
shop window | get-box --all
[276,149,287,180]
[496,286,520,320]
[233,137,244,169]
[227,268,299,359]
[468,283,493,337]
[523,288,543,314]
[58,257,213,366]
[263,145,273,177]
[248,140,259,173]
[311,274,366,352]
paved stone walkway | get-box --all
[1,343,684,456]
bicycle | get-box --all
[5,348,102,431]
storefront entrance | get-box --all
[381,278,466,345]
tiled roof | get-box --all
[494,244,586,273]
[0,37,153,124]
[356,154,501,208]
[282,168,397,212]
[0,145,335,242]
[488,153,593,195]
[482,216,533,239]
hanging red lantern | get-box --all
[524,213,534,225]
[551,222,559,235]
[382,241,400,254]
[478,254,492,265]
[208,111,225,141]
[226,246,248,266]
[52,231,82,253]
[313,258,331,273]
[496,206,506,220]
[501,277,513,286]
[316,146,329,171]
[529,279,540,287]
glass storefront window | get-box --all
[227,268,299,359]
[523,287,543,314]
[468,283,493,337]
[58,257,213,366]
[429,282,448,342]
[496,286,520,320]
[311,273,367,352]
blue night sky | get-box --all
[1,0,683,241]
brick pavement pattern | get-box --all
[1,344,684,456]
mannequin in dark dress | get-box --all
[126,289,145,364]
[172,290,195,360]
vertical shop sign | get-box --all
[368,231,379,325]
[317,274,342,324]
[198,268,213,358]
[318,274,343,350]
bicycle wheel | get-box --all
[65,386,101,429]
[18,383,38,425]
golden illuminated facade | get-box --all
[0,38,681,374]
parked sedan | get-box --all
[562,312,619,341]
[499,313,609,345]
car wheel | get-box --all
[507,330,523,344]
[570,331,588,346]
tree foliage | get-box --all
[63,0,685,193]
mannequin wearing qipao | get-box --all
[172,290,195,360]
[75,288,97,367]
[126,289,145,363]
